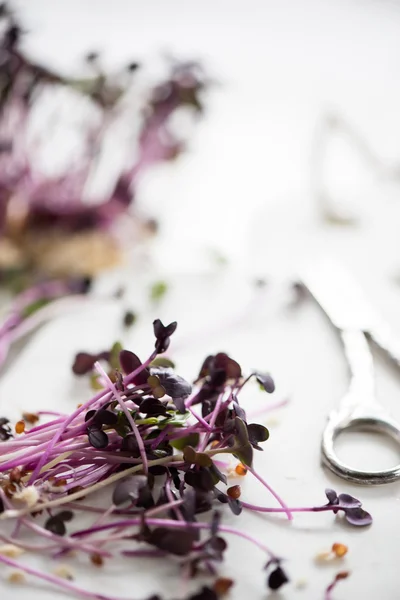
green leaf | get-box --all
[109,341,123,370]
[158,412,190,429]
[149,281,168,303]
[90,373,103,391]
[135,417,160,426]
[151,357,176,369]
[170,433,200,451]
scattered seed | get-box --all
[22,412,39,425]
[15,420,25,434]
[227,485,241,500]
[53,565,74,580]
[0,544,24,558]
[332,543,348,558]
[234,463,247,476]
[8,571,25,584]
[90,553,104,567]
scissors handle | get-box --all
[322,330,400,484]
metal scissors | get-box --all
[300,258,400,485]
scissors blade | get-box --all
[299,258,380,331]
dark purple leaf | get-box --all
[87,428,109,449]
[121,434,140,457]
[119,350,141,375]
[95,409,118,426]
[204,535,227,561]
[57,510,74,522]
[184,468,214,492]
[72,352,97,375]
[193,489,214,514]
[338,493,362,508]
[84,410,97,422]
[215,490,229,504]
[112,475,148,506]
[196,355,214,380]
[148,465,167,476]
[232,401,247,422]
[268,566,289,590]
[344,507,373,527]
[325,488,339,505]
[45,516,66,536]
[211,511,221,537]
[214,353,242,379]
[255,373,275,394]
[227,497,242,515]
[209,463,227,486]
[140,398,168,416]
[247,423,269,443]
[147,527,197,556]
[151,369,192,400]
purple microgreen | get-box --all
[337,493,362,508]
[344,507,373,527]
[112,475,148,506]
[185,467,215,492]
[150,367,192,402]
[123,310,137,328]
[72,352,98,376]
[227,497,243,515]
[142,527,198,556]
[254,372,275,393]
[44,515,67,536]
[247,423,270,450]
[87,427,109,449]
[267,565,289,590]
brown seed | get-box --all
[332,543,348,558]
[9,467,21,484]
[76,403,83,408]
[15,420,25,434]
[213,577,234,595]
[227,485,241,500]
[4,483,16,497]
[336,571,350,581]
[235,463,247,476]
[54,478,68,488]
[90,553,104,567]
[22,412,39,425]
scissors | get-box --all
[300,258,400,485]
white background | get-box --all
[2,1,400,598]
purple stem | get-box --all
[0,553,127,600]
[247,466,293,521]
[71,517,275,557]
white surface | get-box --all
[2,1,400,599]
